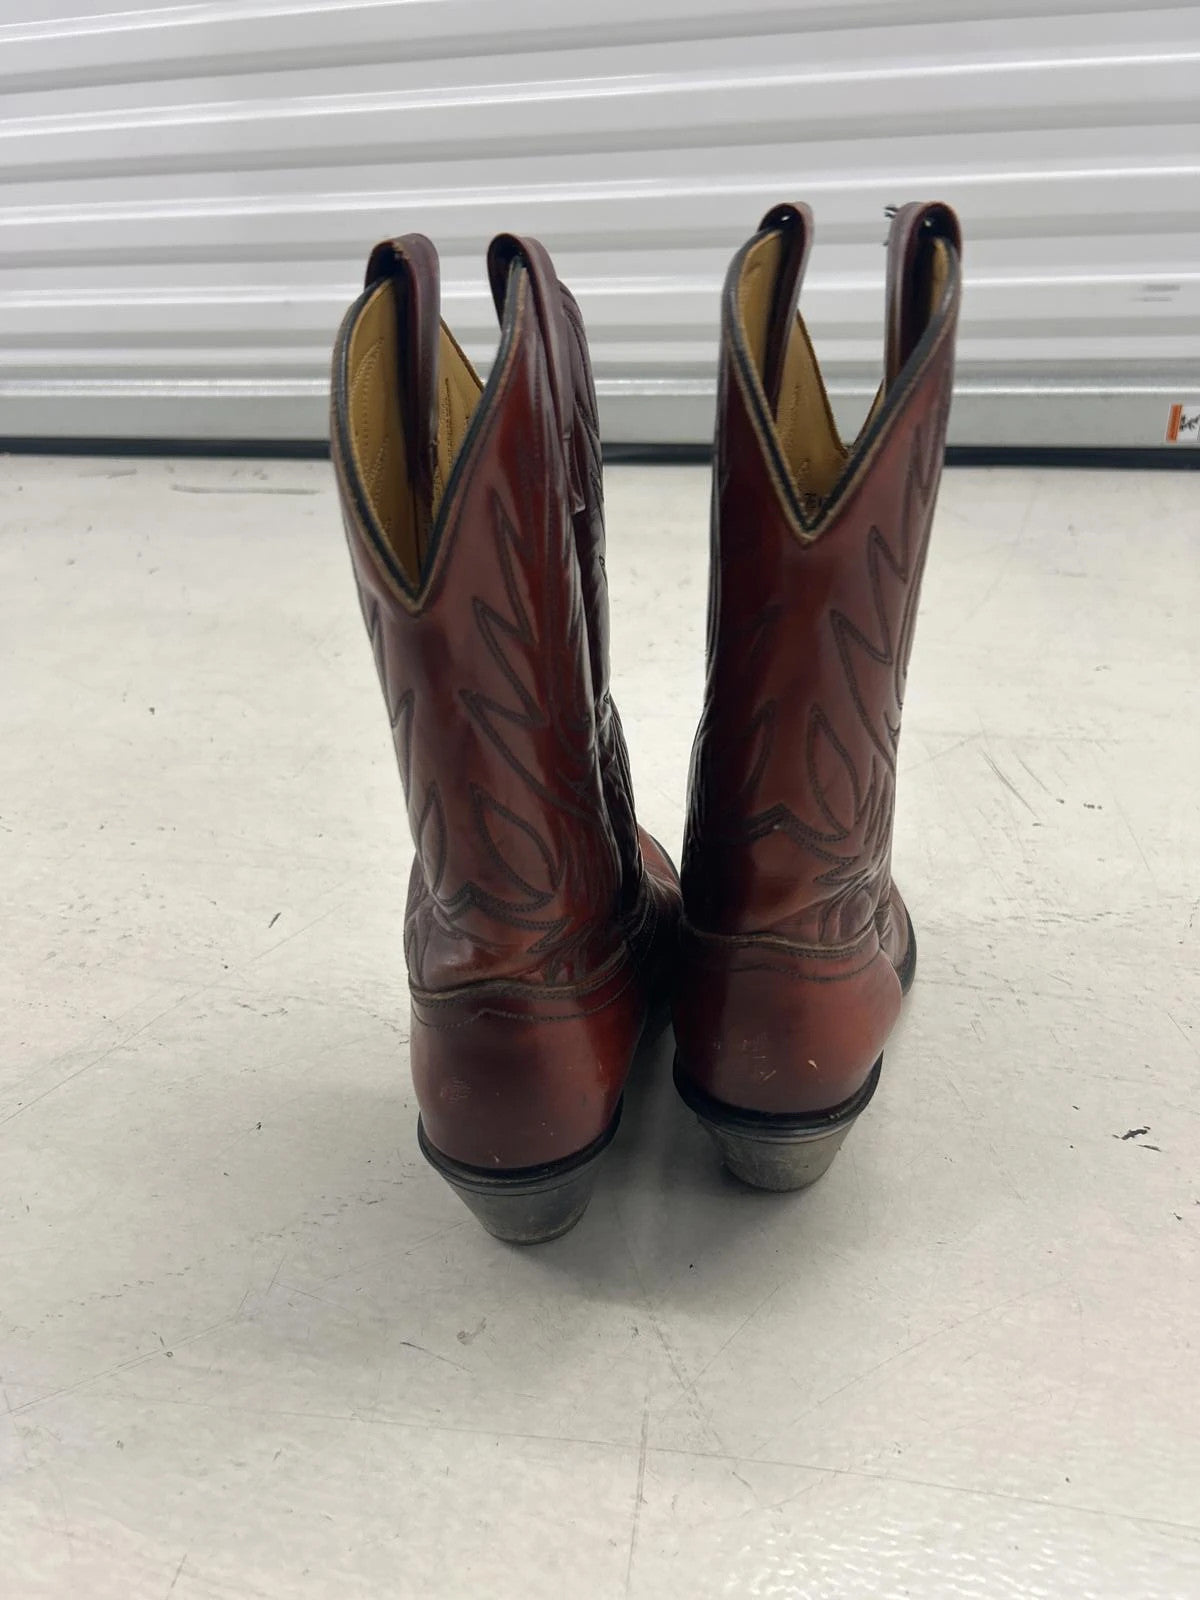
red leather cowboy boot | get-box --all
[673,201,962,1189]
[330,232,679,1241]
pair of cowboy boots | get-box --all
[330,201,962,1242]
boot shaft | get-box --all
[330,234,623,993]
[684,201,962,947]
[559,283,644,906]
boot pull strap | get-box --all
[487,232,574,471]
[364,233,441,512]
[883,201,962,390]
[757,201,814,415]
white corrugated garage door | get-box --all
[2,1,1198,450]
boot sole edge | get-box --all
[417,1105,621,1244]
[674,1055,883,1192]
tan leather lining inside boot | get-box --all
[345,281,482,586]
[737,233,847,517]
[737,230,954,517]
[431,322,484,514]
[921,238,951,328]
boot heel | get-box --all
[417,1109,620,1244]
[674,1056,882,1193]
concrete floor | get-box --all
[2,454,1198,1600]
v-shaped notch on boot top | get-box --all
[725,199,962,535]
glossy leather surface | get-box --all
[561,282,645,911]
[331,233,678,1169]
[676,201,961,1116]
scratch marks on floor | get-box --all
[623,1399,650,1597]
[982,751,1038,817]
